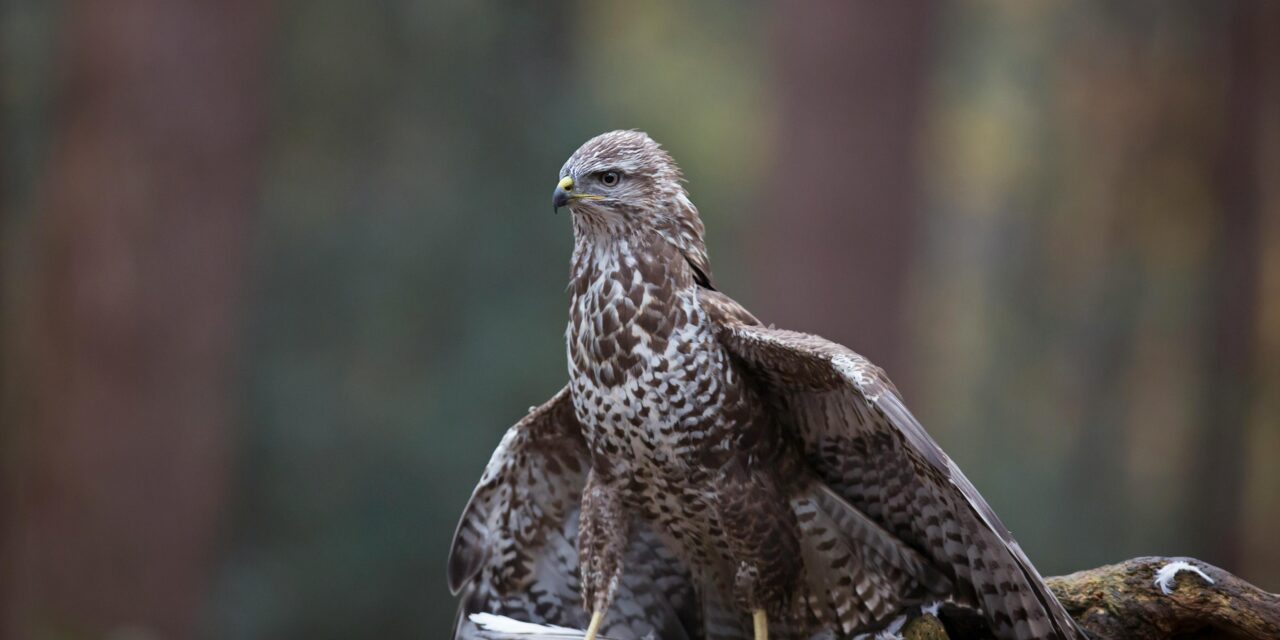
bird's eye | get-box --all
[599,171,620,187]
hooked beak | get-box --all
[551,176,603,213]
[552,176,573,212]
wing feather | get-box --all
[449,388,586,595]
[713,318,1085,640]
[448,387,699,640]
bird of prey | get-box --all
[449,130,1084,640]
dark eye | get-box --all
[599,171,620,186]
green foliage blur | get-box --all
[3,1,1276,639]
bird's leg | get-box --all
[584,610,604,640]
[578,470,629,640]
[712,459,803,640]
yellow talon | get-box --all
[753,609,767,640]
[584,610,604,640]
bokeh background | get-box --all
[3,1,1278,638]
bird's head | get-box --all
[554,130,712,284]
[554,130,696,234]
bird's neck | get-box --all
[569,231,688,296]
[570,234,710,299]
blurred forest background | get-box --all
[2,1,1278,639]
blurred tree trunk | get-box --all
[1190,0,1275,573]
[1242,0,1280,582]
[1,1,271,637]
[758,1,938,384]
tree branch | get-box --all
[909,556,1280,640]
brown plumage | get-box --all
[449,130,1085,640]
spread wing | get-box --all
[448,387,699,640]
[706,295,1084,640]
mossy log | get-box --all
[907,556,1280,640]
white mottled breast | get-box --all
[565,238,740,480]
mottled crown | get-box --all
[560,130,684,189]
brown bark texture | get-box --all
[906,556,1280,640]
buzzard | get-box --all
[449,130,1084,640]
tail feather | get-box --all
[792,482,951,636]
[693,565,752,640]
[812,485,951,595]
